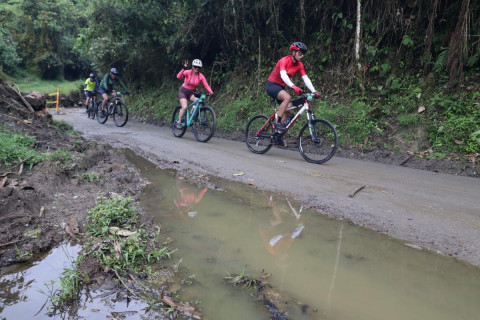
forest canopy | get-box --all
[0,0,479,88]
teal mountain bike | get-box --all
[171,91,217,143]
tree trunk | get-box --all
[300,0,306,38]
[354,0,363,90]
[447,0,470,88]
[423,0,440,75]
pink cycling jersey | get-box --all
[267,56,307,87]
[177,69,213,94]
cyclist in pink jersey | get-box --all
[175,59,215,128]
[266,42,320,131]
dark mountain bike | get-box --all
[87,91,100,120]
[96,91,129,127]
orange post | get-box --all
[56,88,60,113]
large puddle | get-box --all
[133,154,480,320]
[2,152,480,320]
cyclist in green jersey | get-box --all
[99,68,129,115]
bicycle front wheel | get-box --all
[88,101,96,119]
[245,114,273,154]
[298,119,338,164]
[96,101,108,124]
[193,105,216,142]
[113,102,129,127]
[171,105,187,137]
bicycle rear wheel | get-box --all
[171,105,187,137]
[113,102,129,127]
[245,114,273,154]
[298,119,338,164]
[96,101,108,124]
[193,105,216,142]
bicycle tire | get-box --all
[113,101,129,127]
[171,105,187,137]
[88,100,96,119]
[193,105,216,142]
[245,114,273,154]
[96,100,108,124]
[298,119,338,164]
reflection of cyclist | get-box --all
[173,176,208,216]
[266,42,320,131]
[175,59,215,129]
[99,67,129,115]
[258,194,304,256]
[84,73,99,113]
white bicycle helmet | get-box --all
[192,59,203,68]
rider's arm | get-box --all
[301,75,316,93]
[100,73,109,90]
[177,68,186,79]
[200,74,214,94]
[117,78,128,92]
[280,70,295,88]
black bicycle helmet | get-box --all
[289,42,308,53]
[110,67,118,74]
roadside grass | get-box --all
[85,195,174,274]
[46,195,174,310]
[0,125,73,170]
[7,73,83,94]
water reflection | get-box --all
[173,176,208,218]
[258,193,304,263]
[0,243,80,319]
[127,151,480,320]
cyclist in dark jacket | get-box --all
[99,67,129,114]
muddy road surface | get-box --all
[53,108,480,267]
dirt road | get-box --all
[53,108,480,267]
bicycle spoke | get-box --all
[245,115,273,154]
[193,106,216,142]
[298,119,337,164]
[113,102,129,127]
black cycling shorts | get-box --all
[266,81,284,104]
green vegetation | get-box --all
[85,195,173,274]
[11,75,83,94]
[0,125,73,170]
[1,0,479,159]
[74,171,99,182]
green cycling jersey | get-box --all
[100,73,128,93]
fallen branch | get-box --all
[0,114,36,130]
[0,172,16,178]
[161,295,202,320]
[400,154,413,166]
[11,83,35,113]
[0,240,20,248]
[349,185,366,198]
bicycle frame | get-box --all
[258,94,316,138]
[183,94,206,127]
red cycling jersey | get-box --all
[267,55,307,87]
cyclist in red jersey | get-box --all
[266,42,320,131]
